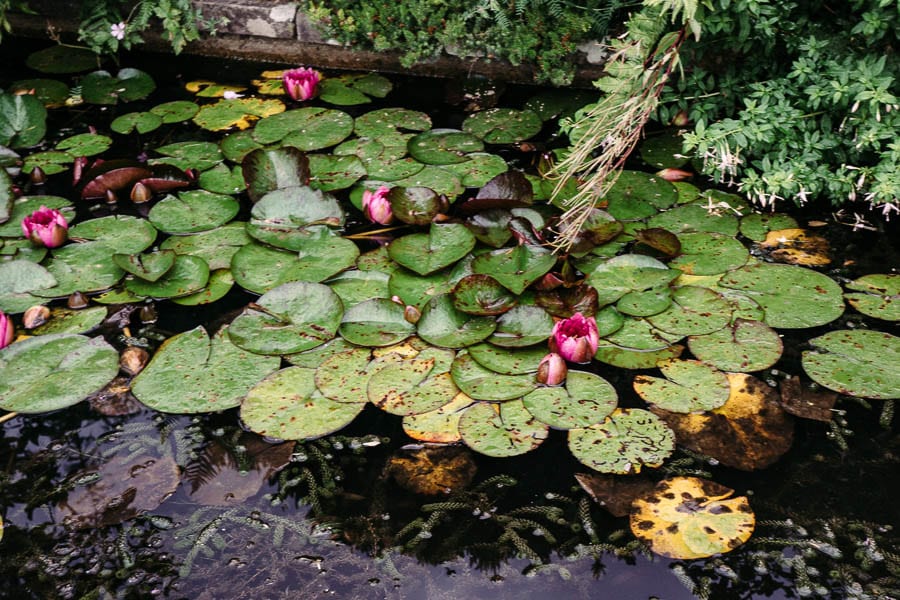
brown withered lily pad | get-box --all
[629,476,755,559]
[779,375,837,422]
[650,373,794,471]
[87,375,144,416]
[385,445,477,495]
[57,452,180,528]
[575,472,657,517]
[186,433,295,506]
[758,228,831,266]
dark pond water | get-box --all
[1,39,898,600]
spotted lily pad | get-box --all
[450,350,535,401]
[247,186,344,250]
[408,129,484,165]
[242,147,311,203]
[125,254,209,299]
[647,203,739,236]
[159,222,250,270]
[633,358,731,413]
[802,330,900,400]
[487,305,553,347]
[149,100,200,123]
[32,306,107,335]
[688,319,783,372]
[417,294,497,348]
[391,165,464,199]
[646,286,733,337]
[466,343,546,375]
[67,215,157,254]
[56,133,112,157]
[844,274,900,321]
[110,111,163,134]
[318,73,392,106]
[451,274,517,316]
[192,97,285,131]
[230,236,358,294]
[630,477,755,559]
[326,269,391,308]
[152,141,223,172]
[523,370,617,429]
[254,107,353,150]
[669,232,750,275]
[719,263,844,329]
[170,269,235,306]
[458,400,549,457]
[32,242,125,297]
[339,298,416,346]
[462,108,542,144]
[586,254,680,306]
[0,259,57,313]
[402,392,474,443]
[568,408,675,474]
[605,171,678,220]
[198,164,245,195]
[0,333,119,413]
[227,281,344,355]
[471,244,556,295]
[388,223,476,276]
[113,250,176,282]
[148,190,239,234]
[241,367,364,440]
[367,348,459,415]
[354,108,431,137]
[739,213,799,242]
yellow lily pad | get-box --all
[758,228,831,266]
[630,476,755,559]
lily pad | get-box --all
[152,141,223,172]
[113,250,176,282]
[125,254,209,299]
[80,68,156,104]
[801,330,900,399]
[227,281,344,355]
[354,108,431,137]
[669,232,750,275]
[241,366,364,440]
[32,306,107,335]
[647,203,739,236]
[523,370,617,429]
[471,244,556,295]
[646,286,733,337]
[688,319,783,372]
[408,129,484,165]
[367,349,459,416]
[242,146,311,203]
[171,269,235,306]
[149,100,200,123]
[326,269,391,308]
[0,333,118,413]
[132,326,280,413]
[68,215,157,254]
[308,154,366,191]
[32,242,125,297]
[586,254,680,306]
[0,93,47,149]
[402,392,475,443]
[844,274,900,321]
[254,107,353,149]
[639,129,690,169]
[633,358,731,413]
[339,298,416,346]
[247,186,344,249]
[198,163,245,195]
[110,111,163,135]
[451,274,517,316]
[462,108,542,144]
[0,259,57,313]
[25,45,98,74]
[159,222,250,270]
[487,305,553,348]
[148,190,239,234]
[230,236,358,294]
[391,165,464,199]
[594,342,684,370]
[417,294,497,348]
[389,223,475,276]
[739,213,799,242]
[466,343,546,375]
[318,73,392,106]
[450,350,536,401]
[387,186,445,226]
[630,477,755,559]
[605,171,678,220]
[192,97,285,131]
[458,400,549,457]
[568,408,675,474]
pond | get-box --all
[1,40,899,599]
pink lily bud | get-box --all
[0,310,14,349]
[21,205,69,248]
[550,312,599,364]
[362,185,394,225]
[282,67,321,101]
[656,168,692,182]
[536,352,567,386]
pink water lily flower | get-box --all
[0,310,14,350]
[537,352,567,386]
[22,205,68,248]
[362,185,394,225]
[550,312,599,364]
[282,67,321,101]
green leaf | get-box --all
[339,298,416,346]
[0,93,47,148]
[844,274,900,321]
[32,306,107,335]
[80,68,156,104]
[0,259,57,313]
[113,250,176,282]
[388,223,476,276]
[633,358,731,413]
[523,371,617,429]
[458,400,549,457]
[67,215,157,254]
[417,294,497,348]
[450,350,535,401]
[568,408,676,474]
[32,242,125,298]
[802,330,900,399]
[367,348,459,415]
[148,190,239,234]
[158,222,250,271]
[124,254,210,298]
[462,108,542,144]
[688,319,783,372]
[471,244,556,295]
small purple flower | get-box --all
[362,185,394,225]
[550,313,599,364]
[110,22,127,40]
[282,67,321,101]
[22,206,69,248]
[0,310,14,350]
[536,352,567,386]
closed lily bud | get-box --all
[120,346,150,376]
[130,181,152,203]
[0,310,14,349]
[22,205,69,248]
[105,189,118,204]
[68,291,90,309]
[404,304,421,324]
[23,305,50,329]
[656,167,692,182]
[536,352,567,386]
[140,303,158,323]
[549,312,599,364]
[282,67,321,101]
[362,185,394,225]
[30,166,47,185]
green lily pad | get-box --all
[220,130,264,162]
[458,400,549,457]
[616,288,673,317]
[605,171,678,220]
[568,408,676,474]
[364,155,425,182]
[367,349,459,416]
[669,232,750,275]
[326,269,391,308]
[594,342,684,369]
[152,141,223,172]
[241,367,365,440]
[31,306,107,335]
[647,203,739,236]
[388,223,475,276]
[80,68,156,104]
[450,350,536,401]
[22,151,73,176]
[388,267,454,311]
[801,330,900,400]
[308,154,366,191]
[451,274,517,316]
[462,108,542,144]
[603,316,681,351]
[192,97,285,131]
[646,286,733,337]
[171,269,235,306]
[247,186,344,250]
[32,242,125,297]
[133,326,280,413]
[466,343,546,375]
[285,336,357,367]
[125,254,209,298]
[354,108,431,137]
[113,250,176,282]
[56,133,112,157]
[148,190,239,234]
[241,146,310,203]
[739,213,799,242]
[25,45,98,74]
[417,294,497,348]
[391,165,464,199]
[159,222,250,270]
[0,259,57,313]
[719,263,844,329]
[318,73,392,106]
[149,100,200,123]
[0,92,47,148]
[440,152,509,188]
[230,236,358,294]
[471,244,556,295]
[487,305,553,348]
[0,195,73,237]
[0,333,118,413]
[110,111,163,135]
[254,107,353,149]
[339,298,416,347]
[67,215,156,254]
[639,129,690,169]
[633,358,731,413]
[198,163,245,195]
[408,129,484,165]
[313,346,374,404]
[227,281,343,355]
[844,274,900,321]
[586,254,680,306]
[688,319,783,372]
[402,392,474,443]
[523,370,618,429]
